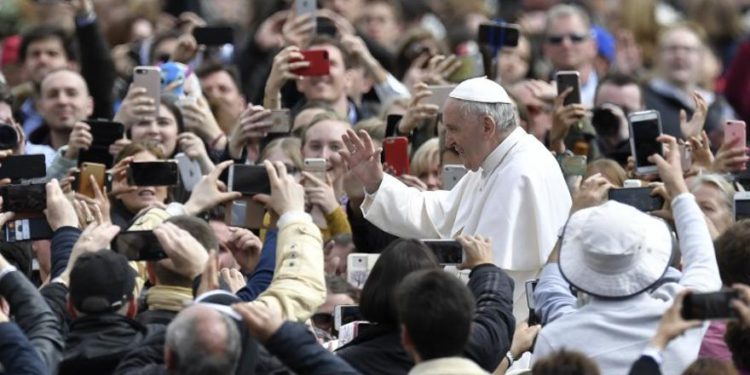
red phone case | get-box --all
[292,50,330,76]
[383,137,410,176]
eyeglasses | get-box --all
[546,33,589,45]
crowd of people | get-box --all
[1,0,750,374]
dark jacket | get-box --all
[0,270,64,374]
[59,314,163,375]
[336,264,515,374]
[643,81,728,140]
[628,355,661,375]
[266,321,360,375]
[0,322,49,375]
[236,229,277,301]
[76,15,116,120]
[135,309,177,326]
[346,202,396,253]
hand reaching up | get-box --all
[340,129,384,194]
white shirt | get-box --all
[362,127,571,271]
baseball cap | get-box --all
[69,250,136,314]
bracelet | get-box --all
[209,133,226,150]
[505,351,515,368]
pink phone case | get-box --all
[725,120,746,147]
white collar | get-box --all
[480,126,525,178]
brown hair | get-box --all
[714,220,750,287]
[682,358,738,375]
[532,349,601,375]
[115,141,165,164]
[260,137,303,170]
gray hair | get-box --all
[166,307,242,375]
[456,100,518,134]
[544,4,592,35]
[689,173,735,212]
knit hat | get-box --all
[559,201,672,298]
[69,250,136,314]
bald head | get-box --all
[165,304,241,375]
[37,69,93,131]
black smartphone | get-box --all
[334,304,363,331]
[111,231,168,261]
[228,165,271,196]
[682,291,739,320]
[525,279,541,326]
[629,110,663,175]
[79,120,125,168]
[4,218,53,243]
[0,184,46,212]
[734,192,750,221]
[422,240,463,265]
[556,71,581,106]
[316,16,337,37]
[477,22,520,47]
[608,187,664,212]
[386,114,403,137]
[192,26,234,46]
[127,161,179,186]
[0,124,19,150]
[0,154,46,180]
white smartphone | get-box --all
[426,84,458,111]
[303,158,327,184]
[628,110,663,176]
[175,153,202,192]
[623,179,642,188]
[442,164,467,190]
[333,304,362,332]
[734,191,750,221]
[133,66,161,115]
[268,109,292,134]
[346,253,379,288]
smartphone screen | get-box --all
[192,26,234,46]
[229,165,271,196]
[682,291,738,320]
[422,240,463,265]
[4,218,53,243]
[127,161,179,186]
[111,231,168,261]
[477,23,520,47]
[79,120,125,168]
[316,16,337,37]
[556,71,581,106]
[0,154,46,180]
[0,124,19,150]
[608,187,664,212]
[734,194,750,221]
[630,115,662,170]
[386,114,403,137]
[334,304,363,331]
[0,184,46,212]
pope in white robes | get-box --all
[341,77,572,318]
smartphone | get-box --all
[525,279,541,326]
[228,165,271,196]
[0,184,46,213]
[386,114,403,137]
[192,26,234,46]
[295,0,317,18]
[0,154,46,180]
[303,158,327,184]
[442,164,467,190]
[422,239,463,265]
[78,120,125,168]
[477,22,520,47]
[734,192,750,221]
[127,161,179,186]
[556,71,581,106]
[77,162,106,199]
[383,137,409,177]
[175,153,202,192]
[560,155,587,177]
[425,85,457,111]
[268,109,292,134]
[334,304,363,332]
[608,187,665,212]
[346,253,380,288]
[447,54,485,83]
[0,124,18,150]
[111,231,168,261]
[316,16,337,37]
[292,50,330,76]
[4,218,53,243]
[629,110,663,175]
[682,290,739,320]
[724,120,746,148]
[132,66,161,115]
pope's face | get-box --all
[442,99,490,171]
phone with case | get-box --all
[292,50,330,76]
[383,137,410,176]
[442,164,467,190]
[78,162,106,199]
[724,120,746,149]
[132,66,161,115]
[556,71,581,106]
[346,253,380,288]
[268,109,292,134]
[425,85,457,111]
[303,158,327,185]
[628,110,663,176]
[175,153,202,192]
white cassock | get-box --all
[361,126,572,319]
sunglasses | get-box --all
[546,33,589,45]
[311,312,334,330]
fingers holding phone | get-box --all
[456,234,493,270]
[64,122,93,159]
[301,171,338,214]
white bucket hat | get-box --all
[559,201,673,298]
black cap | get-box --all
[69,250,136,314]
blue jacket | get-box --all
[0,322,49,375]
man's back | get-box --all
[534,289,705,375]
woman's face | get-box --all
[418,157,442,191]
[119,151,169,214]
[693,183,733,235]
[302,120,348,183]
[129,104,179,156]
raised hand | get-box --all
[570,173,613,214]
[45,179,80,231]
[457,235,493,270]
[679,92,708,139]
[64,122,93,159]
[549,87,586,154]
[649,135,689,198]
[113,86,157,126]
[399,83,440,134]
[233,302,284,343]
[253,160,305,216]
[154,222,209,279]
[225,227,263,274]
[301,171,339,215]
[265,47,310,109]
[183,160,242,216]
[339,129,384,194]
[228,105,273,159]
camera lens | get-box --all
[0,124,18,150]
[591,108,620,138]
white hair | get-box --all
[456,100,518,134]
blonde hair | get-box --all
[354,118,386,143]
[411,138,440,178]
[260,137,303,169]
[585,159,627,187]
[689,173,735,212]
